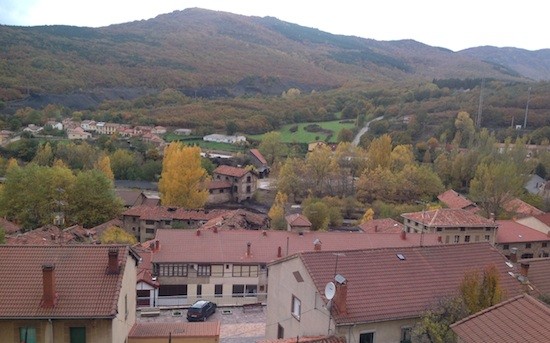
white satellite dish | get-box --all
[325,281,336,300]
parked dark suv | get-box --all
[186,300,217,321]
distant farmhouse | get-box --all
[203,134,246,144]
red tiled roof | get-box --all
[285,213,312,227]
[207,180,232,189]
[534,212,550,226]
[258,336,346,343]
[122,205,227,221]
[450,294,550,343]
[496,220,550,243]
[200,209,269,231]
[503,198,544,218]
[129,322,220,338]
[91,218,124,237]
[519,257,550,295]
[0,245,135,318]
[438,189,478,211]
[358,218,404,233]
[213,165,249,178]
[152,229,442,264]
[295,243,523,325]
[115,189,142,207]
[250,148,268,165]
[401,208,497,228]
[6,225,97,245]
[0,218,21,235]
[133,240,159,288]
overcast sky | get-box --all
[1,0,548,52]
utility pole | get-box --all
[524,86,531,129]
[476,78,485,129]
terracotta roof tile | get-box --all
[534,212,550,226]
[213,165,249,178]
[358,218,404,233]
[438,189,478,211]
[402,208,497,228]
[451,294,550,343]
[0,245,133,318]
[518,257,550,295]
[6,225,97,245]
[496,220,550,243]
[200,209,269,231]
[503,198,544,218]
[258,336,346,343]
[152,229,442,264]
[0,218,21,235]
[122,205,227,221]
[250,149,268,165]
[296,243,523,325]
[285,214,312,227]
[129,322,220,338]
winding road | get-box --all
[351,116,384,146]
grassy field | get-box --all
[249,119,356,144]
[164,134,246,153]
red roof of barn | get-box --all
[358,218,404,233]
[496,220,550,243]
[152,229,442,264]
[401,209,497,228]
[294,243,523,325]
[450,294,550,343]
[0,245,137,319]
[213,165,250,178]
[250,148,268,165]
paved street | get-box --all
[137,306,266,343]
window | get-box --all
[526,243,532,249]
[445,236,450,244]
[233,265,259,277]
[245,284,258,297]
[247,176,251,183]
[70,327,86,343]
[401,327,412,343]
[454,235,460,243]
[145,220,155,225]
[232,284,245,297]
[460,227,466,232]
[157,263,188,277]
[475,235,480,242]
[158,284,187,297]
[464,235,471,242]
[246,185,251,193]
[197,265,211,276]
[145,228,155,234]
[503,244,510,250]
[291,295,301,320]
[197,284,202,296]
[215,284,223,297]
[132,217,136,222]
[20,327,37,343]
[359,332,374,343]
[164,220,171,225]
[543,242,548,248]
[485,235,490,241]
[436,228,442,232]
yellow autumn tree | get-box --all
[94,155,114,182]
[360,208,374,224]
[100,226,137,244]
[158,142,210,209]
[269,192,288,230]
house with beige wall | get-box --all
[149,228,442,308]
[495,220,550,259]
[265,243,523,342]
[401,208,498,245]
[0,245,140,343]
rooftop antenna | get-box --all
[524,86,531,129]
[476,78,485,129]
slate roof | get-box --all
[451,294,550,343]
[496,220,550,243]
[250,148,268,165]
[213,165,249,178]
[358,218,404,233]
[438,189,478,211]
[0,245,135,319]
[294,243,523,325]
[129,322,220,338]
[152,229,442,264]
[122,205,227,221]
[401,208,497,228]
[285,213,312,227]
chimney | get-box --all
[246,242,251,257]
[520,262,530,277]
[262,230,267,236]
[333,274,348,315]
[213,226,218,233]
[107,248,120,274]
[510,247,518,263]
[277,246,282,258]
[489,213,495,221]
[313,239,322,251]
[155,240,160,252]
[400,230,406,240]
[196,229,201,236]
[437,236,442,243]
[41,264,57,308]
[374,225,378,233]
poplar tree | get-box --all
[158,142,209,209]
